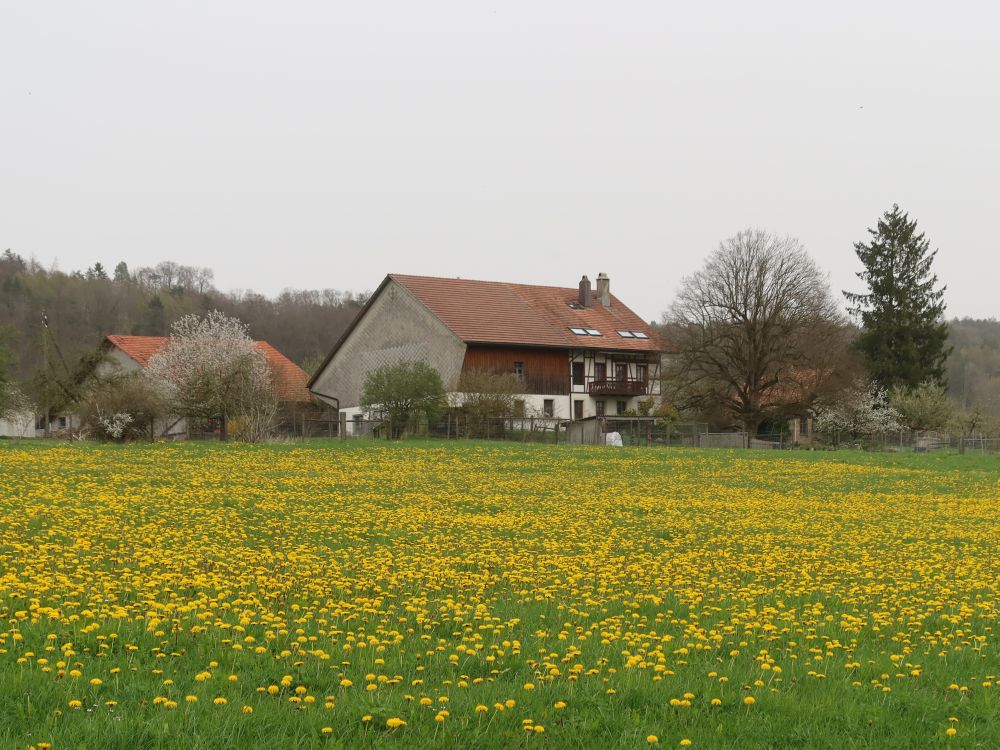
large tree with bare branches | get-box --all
[663,229,852,434]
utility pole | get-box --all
[41,311,50,437]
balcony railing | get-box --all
[588,378,648,397]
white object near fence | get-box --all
[606,431,623,447]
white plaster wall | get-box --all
[0,411,35,438]
[96,349,143,378]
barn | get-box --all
[308,273,668,432]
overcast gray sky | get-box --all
[2,1,997,322]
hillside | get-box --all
[947,317,1000,417]
[0,251,366,383]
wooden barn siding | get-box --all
[462,346,569,395]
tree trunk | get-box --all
[220,415,228,442]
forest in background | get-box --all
[0,250,368,385]
[2,248,1000,423]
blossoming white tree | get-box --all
[146,311,277,441]
[813,380,902,442]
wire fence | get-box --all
[331,417,795,450]
[323,416,1000,454]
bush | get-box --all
[77,373,169,442]
[450,369,525,436]
[361,361,445,438]
[890,381,956,433]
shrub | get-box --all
[361,361,445,438]
[77,373,169,442]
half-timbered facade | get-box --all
[308,273,667,425]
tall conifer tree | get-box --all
[844,205,950,389]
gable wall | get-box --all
[96,347,143,378]
[311,279,467,409]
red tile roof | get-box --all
[103,335,312,403]
[252,341,312,403]
[389,274,665,352]
[104,335,165,367]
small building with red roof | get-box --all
[100,334,313,438]
[102,335,312,404]
[308,272,668,426]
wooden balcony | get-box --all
[588,378,648,397]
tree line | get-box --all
[0,253,367,416]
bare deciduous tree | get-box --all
[664,229,850,434]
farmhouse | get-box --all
[308,273,667,428]
[100,335,314,437]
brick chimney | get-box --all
[578,275,592,307]
[596,272,610,307]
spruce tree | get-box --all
[844,204,950,390]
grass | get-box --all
[0,439,998,749]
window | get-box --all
[584,328,601,336]
[513,399,526,418]
[618,329,648,338]
[799,416,809,436]
[636,364,648,382]
[570,327,587,335]
[573,400,584,420]
[595,400,606,417]
[572,362,584,386]
[615,363,627,381]
[594,362,606,381]
[617,400,627,416]
[543,399,554,417]
[632,331,649,339]
[617,330,634,338]
[513,361,524,377]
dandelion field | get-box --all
[1,441,998,749]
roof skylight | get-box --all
[570,327,603,336]
[618,330,649,339]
